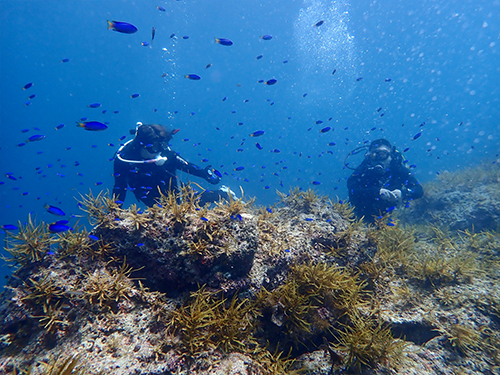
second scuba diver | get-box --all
[113,122,235,207]
[347,138,423,222]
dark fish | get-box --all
[141,41,150,46]
[234,166,245,171]
[215,38,233,46]
[303,93,308,97]
[222,96,227,101]
[213,169,222,178]
[185,74,201,80]
[28,94,36,99]
[385,78,392,82]
[327,142,336,146]
[356,77,363,81]
[88,103,101,108]
[27,135,46,142]
[205,63,212,69]
[44,204,65,216]
[61,58,70,63]
[412,131,422,140]
[261,35,272,40]
[2,224,18,231]
[250,130,265,137]
[182,35,189,39]
[107,20,138,34]
[314,20,324,27]
[265,78,277,85]
[157,6,166,11]
[130,93,140,98]
[200,217,209,221]
[315,120,323,124]
[332,69,337,75]
[255,143,263,150]
[89,234,99,241]
[24,101,31,106]
[48,222,71,233]
[271,149,280,153]
[151,27,156,43]
[23,83,33,90]
[256,54,263,60]
[403,147,410,152]
[170,33,176,39]
[320,127,331,133]
[76,121,108,131]
[311,181,321,185]
[377,107,382,112]
[305,218,314,221]
[21,129,29,133]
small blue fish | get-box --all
[234,166,245,171]
[2,224,18,231]
[48,222,71,233]
[385,78,392,82]
[266,208,273,213]
[55,124,65,130]
[61,58,70,63]
[320,127,331,133]
[44,204,65,216]
[213,169,222,178]
[265,79,277,85]
[412,131,422,140]
[28,94,36,99]
[185,74,201,80]
[182,35,189,39]
[261,35,272,40]
[356,77,363,81]
[315,120,323,124]
[327,142,336,146]
[314,20,324,27]
[27,135,46,142]
[200,217,209,221]
[130,93,140,98]
[89,234,99,241]
[332,69,337,75]
[271,149,280,153]
[305,218,314,221]
[157,6,166,11]
[76,121,108,131]
[136,243,144,247]
[141,41,150,46]
[205,63,212,69]
[88,103,101,108]
[215,38,233,46]
[107,20,138,34]
[311,181,321,185]
[403,147,410,152]
[250,130,265,137]
[256,54,263,60]
[255,143,263,150]
[23,82,33,90]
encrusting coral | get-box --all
[1,174,500,374]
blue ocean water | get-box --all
[1,0,499,283]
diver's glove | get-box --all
[155,156,168,166]
[380,188,402,204]
[205,165,220,185]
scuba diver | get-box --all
[346,138,423,222]
[113,122,235,207]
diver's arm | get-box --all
[112,158,128,203]
[174,154,215,182]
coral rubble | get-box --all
[1,180,499,374]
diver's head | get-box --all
[133,122,179,159]
[365,138,393,170]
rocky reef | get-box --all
[0,170,499,375]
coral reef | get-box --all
[0,177,499,374]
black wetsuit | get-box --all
[347,157,423,221]
[113,144,216,207]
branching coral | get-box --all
[331,310,407,372]
[81,260,139,307]
[4,215,54,266]
[77,190,122,227]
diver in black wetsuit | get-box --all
[347,138,423,222]
[113,122,234,207]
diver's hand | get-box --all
[155,156,168,166]
[205,166,220,185]
[380,188,402,204]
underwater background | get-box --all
[1,0,499,285]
